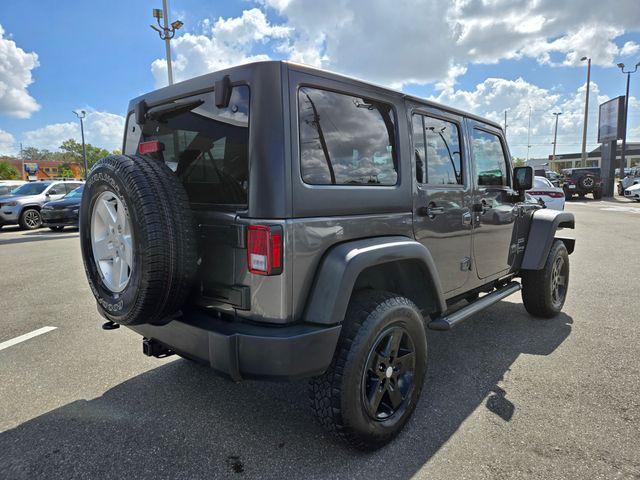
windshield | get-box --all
[64,185,84,199]
[11,183,49,195]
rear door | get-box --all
[467,121,519,279]
[123,85,252,309]
[409,104,472,293]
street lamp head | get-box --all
[171,20,184,30]
[73,109,87,119]
[580,56,588,61]
[617,62,625,69]
[153,8,163,19]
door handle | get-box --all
[426,203,445,218]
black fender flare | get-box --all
[304,236,447,325]
[521,209,575,270]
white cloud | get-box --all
[620,41,640,57]
[256,0,640,88]
[151,8,290,87]
[433,78,621,159]
[21,111,125,152]
[0,128,16,154]
[0,24,40,118]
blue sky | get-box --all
[0,0,639,159]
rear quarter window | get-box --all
[298,86,398,186]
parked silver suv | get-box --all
[0,180,83,230]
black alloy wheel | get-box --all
[362,325,416,421]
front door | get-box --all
[467,122,519,279]
[410,106,472,293]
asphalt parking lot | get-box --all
[1,198,639,480]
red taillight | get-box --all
[139,140,163,154]
[528,191,545,196]
[247,225,283,275]
[547,192,565,198]
[565,179,575,184]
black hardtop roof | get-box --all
[129,60,502,130]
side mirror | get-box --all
[513,166,533,192]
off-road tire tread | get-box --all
[82,154,197,325]
[309,290,421,450]
[521,240,568,318]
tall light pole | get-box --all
[617,62,639,175]
[526,106,532,162]
[551,112,562,162]
[150,1,183,85]
[580,57,591,164]
[73,109,88,178]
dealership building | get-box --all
[528,142,640,172]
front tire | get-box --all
[19,208,42,230]
[521,240,569,318]
[309,291,427,450]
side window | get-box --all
[471,129,509,187]
[0,186,10,195]
[298,87,398,186]
[412,114,462,185]
[50,184,65,194]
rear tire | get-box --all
[19,208,42,230]
[521,240,569,318]
[563,188,573,200]
[309,290,427,451]
[80,154,198,326]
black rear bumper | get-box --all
[129,310,341,381]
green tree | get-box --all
[21,147,51,161]
[59,139,110,173]
[0,162,19,180]
[58,163,74,178]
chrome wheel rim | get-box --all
[583,177,594,188]
[24,210,40,228]
[91,191,134,293]
[550,256,567,307]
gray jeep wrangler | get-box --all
[79,61,575,450]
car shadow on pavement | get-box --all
[0,302,572,480]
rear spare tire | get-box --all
[79,154,198,325]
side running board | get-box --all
[428,281,522,331]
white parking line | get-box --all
[0,326,57,352]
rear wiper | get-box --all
[146,99,205,121]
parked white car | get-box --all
[528,176,565,210]
[0,180,26,196]
[624,183,640,202]
[618,168,640,195]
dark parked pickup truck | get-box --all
[79,61,575,450]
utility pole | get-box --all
[617,62,639,176]
[19,142,25,180]
[526,106,532,162]
[580,57,591,163]
[73,110,88,178]
[551,112,562,161]
[151,1,183,86]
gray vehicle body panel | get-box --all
[305,236,447,326]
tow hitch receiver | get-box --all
[142,338,175,358]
